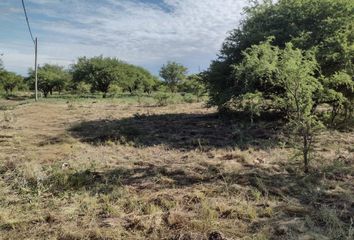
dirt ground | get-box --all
[0,99,353,240]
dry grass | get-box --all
[0,98,353,240]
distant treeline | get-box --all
[0,57,205,98]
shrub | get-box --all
[154,92,170,106]
[108,84,122,97]
[78,82,91,95]
[204,0,354,120]
[228,39,324,172]
[0,72,23,94]
[178,74,206,99]
[182,93,197,103]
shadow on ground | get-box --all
[45,160,353,226]
[48,163,207,194]
[69,113,282,151]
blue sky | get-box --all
[0,0,247,76]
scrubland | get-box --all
[0,97,353,240]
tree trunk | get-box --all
[303,135,309,173]
[330,104,339,126]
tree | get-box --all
[159,62,188,92]
[53,75,71,95]
[205,0,354,115]
[72,56,158,97]
[72,56,124,98]
[0,71,23,94]
[321,71,354,123]
[28,64,70,98]
[178,74,206,99]
[233,40,323,172]
[121,65,159,95]
[276,44,323,173]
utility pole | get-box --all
[22,0,38,101]
[34,37,38,101]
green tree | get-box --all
[178,74,206,99]
[159,61,188,92]
[233,40,323,172]
[72,56,124,98]
[0,71,23,94]
[121,65,159,95]
[321,72,354,123]
[205,0,354,115]
[28,64,70,98]
[72,56,158,97]
[276,44,323,173]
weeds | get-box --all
[315,206,346,239]
[0,99,352,240]
[154,92,170,106]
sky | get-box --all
[0,0,248,76]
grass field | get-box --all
[0,97,353,240]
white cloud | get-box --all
[1,0,248,75]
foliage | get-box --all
[72,56,124,97]
[0,71,24,94]
[75,82,92,95]
[120,65,159,95]
[178,74,206,99]
[27,64,71,98]
[72,56,158,97]
[182,93,197,103]
[232,92,263,124]
[108,84,123,97]
[159,61,188,92]
[202,0,353,171]
[231,39,324,172]
[153,92,170,106]
[321,71,354,123]
[204,0,354,118]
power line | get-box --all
[21,0,35,44]
[21,0,39,101]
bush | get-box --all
[223,39,323,172]
[75,82,91,95]
[178,74,206,99]
[204,0,354,118]
[202,0,354,172]
[154,92,170,106]
[0,72,24,94]
[108,84,122,97]
[182,93,197,103]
